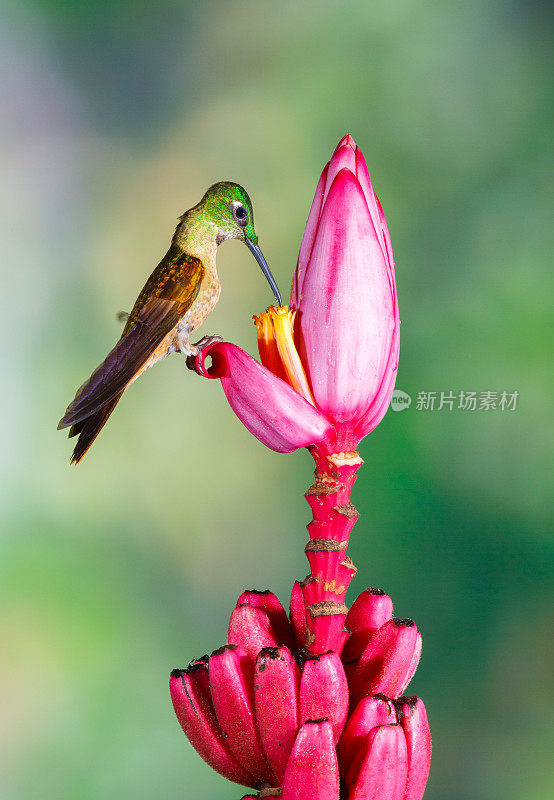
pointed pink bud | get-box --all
[347,618,422,707]
[337,693,397,774]
[192,342,332,452]
[299,651,349,743]
[295,165,398,431]
[337,132,356,148]
[228,605,280,661]
[346,724,408,800]
[236,590,294,648]
[254,646,300,783]
[322,136,357,205]
[396,696,432,800]
[290,580,308,649]
[281,720,339,800]
[169,664,256,787]
[342,588,394,663]
[208,645,274,783]
[291,164,328,307]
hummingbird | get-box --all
[58,182,282,464]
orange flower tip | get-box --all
[259,304,314,406]
[253,305,290,328]
[259,304,290,318]
[327,451,364,468]
[253,312,264,325]
[272,304,290,316]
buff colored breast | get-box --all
[128,270,221,385]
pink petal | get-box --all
[208,645,275,784]
[236,590,294,648]
[353,288,400,441]
[292,134,367,309]
[342,588,394,663]
[299,651,349,743]
[322,139,357,205]
[297,168,397,425]
[347,619,421,707]
[169,665,256,787]
[353,187,400,439]
[194,342,332,453]
[376,195,396,271]
[291,164,328,308]
[290,580,308,649]
[355,147,389,260]
[397,696,432,800]
[254,646,300,783]
[281,720,340,800]
[346,724,408,800]
[228,605,280,661]
[337,693,397,774]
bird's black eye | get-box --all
[233,204,248,225]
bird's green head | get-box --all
[199,181,282,305]
[201,182,258,244]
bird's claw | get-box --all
[192,334,223,350]
[185,334,223,371]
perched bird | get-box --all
[58,182,282,464]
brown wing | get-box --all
[58,251,204,430]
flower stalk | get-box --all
[298,445,363,654]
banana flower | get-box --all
[175,136,431,800]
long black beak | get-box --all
[245,238,283,307]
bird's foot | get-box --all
[192,334,223,351]
[185,334,223,371]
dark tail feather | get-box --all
[69,391,124,464]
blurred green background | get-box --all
[1,1,552,798]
